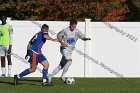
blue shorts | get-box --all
[28,50,47,65]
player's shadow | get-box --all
[0,80,24,85]
[0,78,62,86]
[20,78,42,82]
[52,78,66,85]
[20,79,43,86]
[0,80,13,85]
[20,79,56,86]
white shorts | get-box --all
[60,46,73,59]
[0,45,9,56]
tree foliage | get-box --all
[0,0,139,21]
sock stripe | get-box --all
[32,52,37,65]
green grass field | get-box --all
[0,77,140,93]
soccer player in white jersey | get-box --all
[48,19,91,83]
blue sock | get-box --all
[42,69,48,80]
[19,69,30,78]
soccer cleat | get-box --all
[14,75,19,85]
[60,77,66,83]
[42,82,53,86]
[47,76,52,84]
[0,74,6,77]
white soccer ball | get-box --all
[66,77,75,85]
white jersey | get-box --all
[57,27,85,51]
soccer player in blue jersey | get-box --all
[14,24,57,86]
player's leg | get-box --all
[48,46,68,83]
[49,56,66,78]
[60,49,72,82]
[7,55,12,77]
[48,56,66,83]
[49,65,62,77]
[14,64,37,85]
[0,56,6,77]
[18,64,37,78]
[0,46,7,77]
[40,61,53,86]
[40,60,49,83]
[6,44,12,77]
[39,54,53,86]
[61,59,72,82]
[14,51,37,85]
[18,51,37,78]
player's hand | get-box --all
[25,54,28,59]
[8,45,12,54]
[82,38,91,41]
[86,38,91,40]
[61,42,68,47]
[25,54,30,60]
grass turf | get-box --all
[0,77,140,93]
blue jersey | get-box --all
[29,31,48,54]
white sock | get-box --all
[50,66,62,77]
[61,61,72,78]
[43,79,46,83]
[17,75,20,79]
[1,67,6,75]
[8,65,12,75]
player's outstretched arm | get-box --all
[44,34,58,42]
[8,25,14,54]
[77,30,91,41]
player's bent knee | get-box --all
[43,63,49,69]
[41,60,49,69]
[30,65,37,72]
[29,68,36,72]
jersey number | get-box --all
[32,34,38,42]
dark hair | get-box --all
[41,24,49,30]
[0,13,7,19]
[70,19,77,25]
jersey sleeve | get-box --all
[57,29,65,39]
[9,25,14,45]
[77,29,85,39]
[9,25,14,34]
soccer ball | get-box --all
[66,77,75,85]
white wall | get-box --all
[0,20,85,77]
[0,19,140,77]
[87,22,140,77]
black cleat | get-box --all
[14,75,18,85]
[60,77,66,83]
[42,82,53,86]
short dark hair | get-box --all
[0,13,7,19]
[70,19,77,25]
[41,24,49,30]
